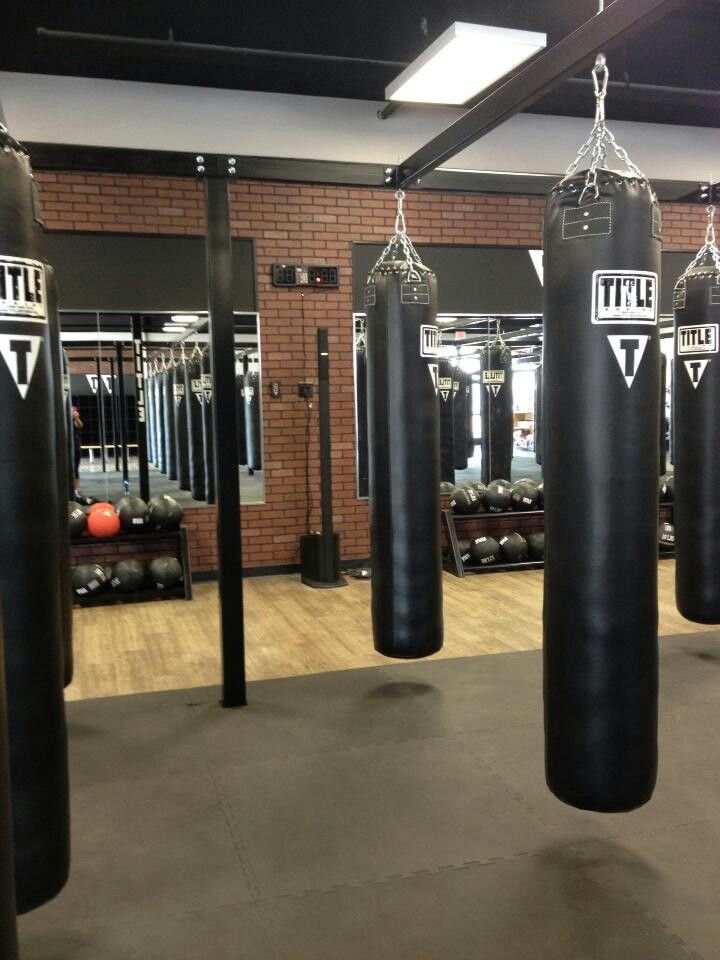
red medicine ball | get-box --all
[87,506,121,538]
[88,501,114,515]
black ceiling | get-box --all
[4,0,719,127]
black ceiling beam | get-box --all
[395,0,689,189]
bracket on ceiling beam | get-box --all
[192,154,238,179]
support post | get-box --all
[95,355,107,473]
[205,177,247,707]
[115,343,130,495]
[108,357,119,471]
[131,315,150,502]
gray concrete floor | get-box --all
[76,462,265,506]
[19,631,720,959]
[455,448,543,487]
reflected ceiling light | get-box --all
[162,324,187,332]
[170,314,199,325]
[385,22,546,106]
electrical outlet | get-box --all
[297,382,313,399]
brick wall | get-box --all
[36,171,706,573]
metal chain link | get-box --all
[369,189,429,281]
[677,204,720,284]
[564,54,648,203]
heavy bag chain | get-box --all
[369,189,429,281]
[0,122,27,156]
[676,204,720,285]
[564,55,648,204]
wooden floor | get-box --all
[66,560,711,701]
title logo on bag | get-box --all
[483,369,504,397]
[0,256,46,322]
[0,335,43,398]
[684,358,711,388]
[427,363,439,395]
[420,325,440,357]
[201,373,212,402]
[607,334,650,388]
[677,324,718,355]
[438,376,453,402]
[591,271,658,325]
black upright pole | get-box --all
[108,357,119,472]
[318,328,333,536]
[95,355,107,473]
[115,343,130,495]
[205,176,246,708]
[131,315,150,502]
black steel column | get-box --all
[205,177,246,707]
[131,315,150,502]
[318,328,333,535]
[115,343,130,495]
[108,357,119,471]
[95,355,107,473]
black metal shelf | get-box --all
[450,508,543,520]
[74,584,187,607]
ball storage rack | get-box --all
[70,526,193,605]
[443,503,674,577]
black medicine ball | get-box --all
[468,481,487,498]
[71,563,108,597]
[482,480,512,513]
[450,485,481,515]
[149,556,183,589]
[526,532,545,561]
[110,559,146,593]
[456,538,472,564]
[68,502,87,537]
[469,536,500,566]
[148,495,184,531]
[511,481,539,511]
[658,522,675,552]
[659,475,674,503]
[537,482,544,508]
[116,495,150,532]
[498,532,529,563]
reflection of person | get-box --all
[72,404,83,495]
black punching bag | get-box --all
[479,340,513,484]
[453,369,469,471]
[365,242,442,658]
[146,366,156,467]
[535,363,543,466]
[185,355,206,502]
[466,374,474,460]
[0,126,70,908]
[674,251,720,622]
[355,339,369,497]
[163,361,177,480]
[155,363,166,474]
[244,367,262,471]
[438,358,455,485]
[201,351,216,504]
[235,362,247,467]
[47,268,73,687]
[173,358,190,491]
[0,636,18,960]
[544,167,661,812]
[63,350,74,499]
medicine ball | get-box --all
[149,556,183,590]
[116,495,149,533]
[511,480,539,511]
[482,480,512,513]
[440,481,456,496]
[658,522,675,552]
[88,500,113,515]
[469,536,500,566]
[148,495,184,531]
[537,482,544,508]
[68,502,87,538]
[71,563,108,597]
[498,532,529,563]
[660,474,674,503]
[87,505,121,538]
[456,538,472,564]
[526,531,545,561]
[450,485,481,515]
[468,481,487,498]
[110,559,146,593]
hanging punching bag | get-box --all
[355,338,369,497]
[365,222,442,659]
[659,352,667,476]
[465,374,474,461]
[543,58,660,812]
[173,357,190,491]
[673,236,720,623]
[244,365,261,471]
[63,350,75,499]
[201,350,216,504]
[535,363,543,466]
[46,267,73,687]
[235,361,247,467]
[146,365,156,467]
[438,357,455,485]
[163,361,177,480]
[0,636,18,960]
[0,123,70,908]
[155,361,166,474]
[185,353,206,502]
[453,369,469,471]
[479,339,513,484]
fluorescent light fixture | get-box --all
[170,314,199,324]
[385,22,546,106]
[162,324,188,332]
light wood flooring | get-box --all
[66,561,713,702]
